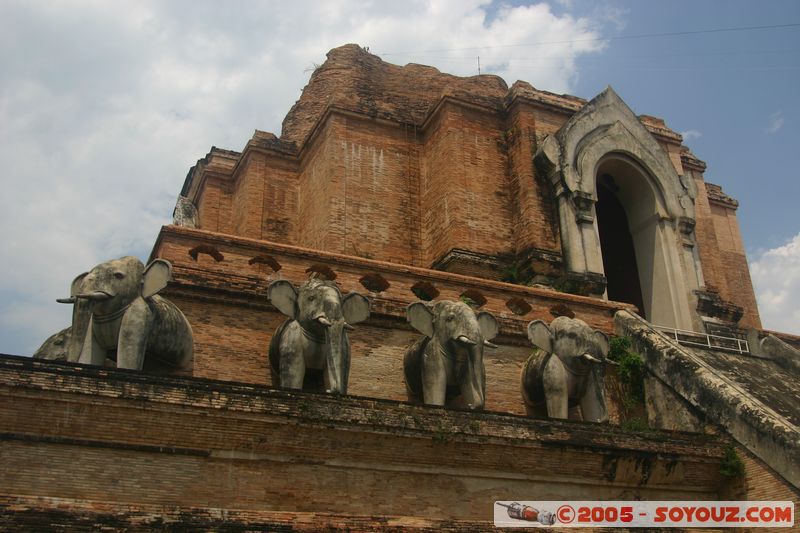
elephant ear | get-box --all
[594,331,610,358]
[527,320,554,353]
[406,302,434,338]
[343,292,370,325]
[142,259,172,299]
[70,272,88,297]
[476,312,498,341]
[268,280,298,319]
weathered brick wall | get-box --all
[337,115,419,264]
[506,102,562,258]
[732,445,800,533]
[231,153,264,238]
[0,355,730,524]
[0,496,513,532]
[190,149,239,234]
[421,102,513,266]
[692,175,731,294]
[261,153,299,243]
[297,117,344,254]
[195,175,233,233]
[739,444,800,501]
[709,201,762,328]
[419,104,458,266]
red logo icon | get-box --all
[557,505,576,524]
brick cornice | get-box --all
[151,225,633,317]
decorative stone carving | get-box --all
[678,216,696,236]
[268,278,370,394]
[173,195,199,228]
[572,191,595,224]
[403,300,498,410]
[554,271,607,297]
[695,290,744,324]
[533,87,699,328]
[522,316,610,422]
[56,256,193,370]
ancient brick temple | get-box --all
[2,44,798,530]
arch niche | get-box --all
[535,87,701,329]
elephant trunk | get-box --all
[448,328,487,410]
[322,317,348,394]
[462,343,486,409]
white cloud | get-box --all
[680,129,702,141]
[767,111,784,134]
[0,1,613,354]
[750,233,800,335]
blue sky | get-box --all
[1,0,798,355]
[569,0,799,253]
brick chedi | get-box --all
[4,44,798,530]
[181,44,760,330]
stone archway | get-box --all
[534,87,702,329]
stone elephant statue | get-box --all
[522,316,609,422]
[268,278,370,394]
[403,300,498,410]
[56,256,193,371]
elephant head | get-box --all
[524,316,610,422]
[404,300,498,409]
[60,256,169,312]
[268,277,370,394]
[56,256,192,370]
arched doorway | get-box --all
[595,174,646,318]
[594,154,683,326]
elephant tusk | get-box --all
[582,352,603,363]
[343,322,355,331]
[456,335,477,345]
[56,297,76,304]
[604,359,620,366]
[316,316,332,327]
[75,291,113,301]
[483,340,498,349]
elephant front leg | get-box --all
[117,301,153,370]
[421,348,447,406]
[278,341,306,390]
[280,355,305,390]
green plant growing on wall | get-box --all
[459,295,476,307]
[608,336,645,408]
[496,128,517,151]
[501,259,527,284]
[607,336,648,429]
[620,417,652,433]
[720,444,746,478]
